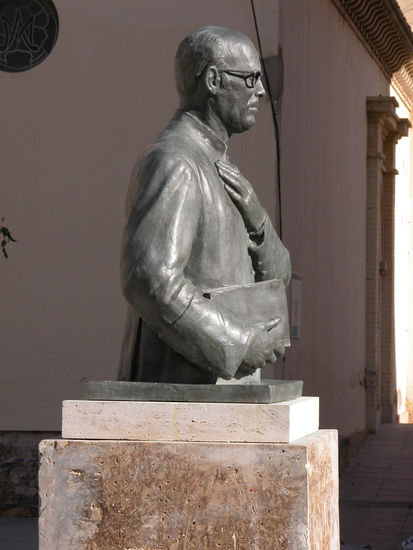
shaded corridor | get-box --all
[340,423,413,549]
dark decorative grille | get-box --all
[0,0,58,72]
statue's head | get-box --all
[175,26,265,136]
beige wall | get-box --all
[1,0,403,438]
[276,0,389,436]
[0,0,280,430]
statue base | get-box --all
[39,430,339,549]
[84,379,303,403]
[62,396,318,443]
[39,396,339,549]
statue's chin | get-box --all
[245,116,257,130]
[230,116,257,135]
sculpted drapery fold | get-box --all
[119,112,290,383]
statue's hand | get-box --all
[215,160,266,233]
[239,318,285,375]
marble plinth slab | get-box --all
[84,379,303,403]
[62,396,319,443]
[39,430,339,549]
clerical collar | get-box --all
[182,111,228,157]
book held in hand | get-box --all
[203,278,290,347]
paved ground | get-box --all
[1,424,412,549]
[340,423,413,549]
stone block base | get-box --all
[39,430,339,549]
[62,397,319,443]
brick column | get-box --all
[365,98,410,431]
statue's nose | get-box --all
[255,78,266,98]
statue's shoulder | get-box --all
[158,113,201,155]
[125,112,208,215]
[138,114,200,175]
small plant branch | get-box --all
[1,217,17,259]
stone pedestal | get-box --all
[39,397,339,550]
[39,398,339,549]
[62,396,319,443]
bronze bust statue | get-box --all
[118,26,291,384]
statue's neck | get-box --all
[180,100,229,143]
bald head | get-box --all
[175,26,255,100]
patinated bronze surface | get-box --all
[85,380,302,403]
[118,26,291,384]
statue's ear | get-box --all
[205,66,219,95]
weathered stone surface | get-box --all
[62,397,319,443]
[307,430,340,548]
[84,379,304,403]
[39,430,339,550]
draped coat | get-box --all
[118,110,290,383]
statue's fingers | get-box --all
[222,163,247,184]
[222,164,240,178]
[219,172,245,196]
[224,184,242,201]
[216,159,238,174]
[219,172,239,188]
[217,167,239,184]
[217,165,235,182]
[217,163,242,182]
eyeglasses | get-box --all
[220,70,262,89]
